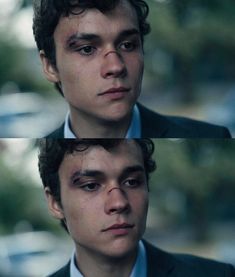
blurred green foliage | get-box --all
[149,139,235,241]
[0,141,61,235]
[145,0,235,102]
[0,34,51,94]
[0,38,22,87]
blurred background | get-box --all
[0,139,234,276]
[0,0,235,137]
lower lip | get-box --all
[107,227,132,235]
[101,91,128,100]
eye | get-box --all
[120,41,138,52]
[77,45,96,56]
[123,179,141,188]
[81,183,100,191]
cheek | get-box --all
[63,193,102,233]
[139,196,149,234]
[141,195,149,216]
[57,57,99,97]
[132,192,149,236]
[126,54,144,81]
[132,191,149,216]
[58,58,80,85]
[57,51,98,79]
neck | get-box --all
[69,107,133,138]
[74,244,138,277]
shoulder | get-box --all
[167,115,231,137]
[45,123,65,138]
[143,240,235,277]
[173,253,235,276]
[138,103,231,138]
[47,261,70,277]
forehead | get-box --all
[59,141,144,176]
[54,0,139,42]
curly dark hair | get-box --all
[32,0,150,67]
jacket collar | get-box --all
[137,103,170,138]
[143,240,176,277]
[51,241,177,277]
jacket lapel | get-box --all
[46,123,65,138]
[48,261,70,277]
[137,103,170,138]
[143,240,176,277]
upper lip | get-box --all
[99,87,130,95]
[102,223,134,232]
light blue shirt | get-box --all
[70,240,147,277]
[64,104,141,138]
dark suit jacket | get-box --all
[46,103,231,138]
[48,240,235,277]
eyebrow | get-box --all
[70,170,105,184]
[70,165,145,184]
[65,28,140,48]
[118,165,145,182]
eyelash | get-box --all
[76,45,96,56]
[119,40,139,51]
[72,39,140,56]
[80,182,100,191]
[123,178,142,188]
[74,177,144,193]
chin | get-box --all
[104,237,138,259]
[103,104,133,122]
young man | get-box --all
[33,0,231,138]
[38,139,235,277]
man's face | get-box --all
[41,0,144,123]
[47,141,148,259]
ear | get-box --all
[40,50,60,83]
[45,187,64,220]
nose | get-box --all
[104,187,130,215]
[101,51,127,79]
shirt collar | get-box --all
[70,240,146,277]
[130,240,147,277]
[64,112,76,139]
[64,104,141,138]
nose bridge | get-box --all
[104,50,119,58]
[101,48,126,78]
[108,186,124,195]
[104,50,124,65]
[104,182,129,214]
[107,182,125,197]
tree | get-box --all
[149,139,235,242]
[146,0,235,103]
[0,141,58,235]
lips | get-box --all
[99,87,130,96]
[102,223,134,232]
